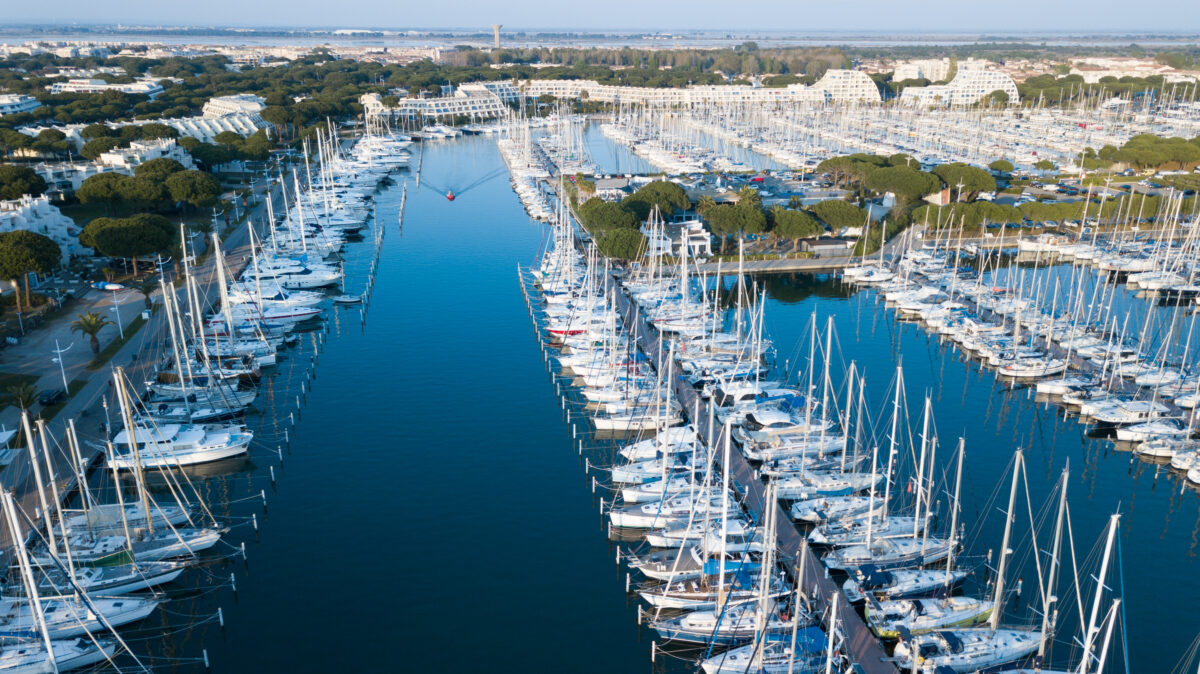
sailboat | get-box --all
[106,368,253,470]
[892,451,1042,672]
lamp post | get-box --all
[110,289,125,339]
[11,280,23,336]
[51,339,73,392]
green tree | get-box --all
[984,89,1010,106]
[0,165,48,200]
[577,198,638,233]
[87,215,171,275]
[0,129,32,159]
[80,123,114,140]
[596,228,646,260]
[0,230,60,311]
[623,180,691,219]
[186,143,235,170]
[988,159,1014,175]
[931,162,996,200]
[32,129,69,156]
[863,166,941,208]
[134,277,159,310]
[213,130,242,148]
[6,383,36,411]
[1034,159,1057,172]
[736,186,763,211]
[70,311,114,356]
[117,176,167,210]
[165,170,221,211]
[138,123,178,139]
[771,206,823,251]
[811,199,869,230]
[133,157,186,183]
[76,173,130,214]
[80,137,124,160]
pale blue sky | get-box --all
[5,0,1200,32]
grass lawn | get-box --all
[86,314,148,371]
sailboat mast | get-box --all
[1,492,59,674]
[990,449,1023,631]
[913,395,931,538]
[1080,513,1120,674]
[945,438,964,587]
[20,411,58,557]
[1039,461,1069,658]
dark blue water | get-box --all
[125,135,1199,673]
[130,136,648,672]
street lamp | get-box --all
[51,339,73,392]
[10,280,22,336]
[109,289,125,339]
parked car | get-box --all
[37,389,65,406]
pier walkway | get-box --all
[609,274,896,674]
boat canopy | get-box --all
[114,424,183,444]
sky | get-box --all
[3,0,1200,33]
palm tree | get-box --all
[71,311,115,356]
[6,383,35,411]
[135,278,159,310]
[696,195,716,215]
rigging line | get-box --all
[1115,526,1130,674]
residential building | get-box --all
[202,94,266,117]
[644,219,713,258]
[0,94,41,116]
[809,69,883,104]
[34,161,112,192]
[46,78,165,99]
[900,68,1020,107]
[893,59,951,82]
[361,86,508,122]
[154,113,267,142]
[478,71,879,108]
[0,195,77,262]
[97,138,195,171]
[20,111,267,149]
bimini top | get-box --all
[113,424,184,445]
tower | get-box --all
[492,24,502,50]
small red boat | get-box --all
[446,191,455,201]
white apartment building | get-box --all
[34,138,195,193]
[202,94,266,117]
[46,78,165,99]
[0,195,77,262]
[893,59,951,82]
[900,68,1020,107]
[156,113,267,142]
[98,138,196,171]
[491,71,878,107]
[53,67,127,79]
[361,86,508,121]
[0,94,41,116]
[809,70,883,104]
[35,161,112,192]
